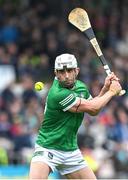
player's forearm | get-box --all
[90,91,114,112]
[98,86,108,97]
[78,90,114,114]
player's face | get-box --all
[55,68,79,88]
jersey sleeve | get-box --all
[88,94,93,100]
[54,89,77,112]
[84,84,93,100]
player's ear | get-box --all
[75,68,80,76]
[54,70,57,76]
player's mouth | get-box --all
[61,80,75,88]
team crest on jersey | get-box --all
[80,92,84,98]
[74,92,84,98]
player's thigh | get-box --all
[65,166,97,179]
[29,161,51,179]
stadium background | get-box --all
[0,0,127,179]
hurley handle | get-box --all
[103,64,126,96]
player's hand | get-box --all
[104,72,119,90]
[109,80,122,96]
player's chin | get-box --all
[63,82,74,89]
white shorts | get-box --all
[31,144,88,175]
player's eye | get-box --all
[57,68,74,74]
[58,69,65,73]
[67,69,74,73]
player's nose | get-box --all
[65,71,69,78]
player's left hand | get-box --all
[104,72,119,90]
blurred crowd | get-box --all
[0,0,127,179]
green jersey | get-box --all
[36,78,91,151]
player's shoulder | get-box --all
[48,83,73,106]
[76,80,89,89]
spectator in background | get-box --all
[0,111,11,138]
[0,18,19,44]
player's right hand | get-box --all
[104,72,119,90]
[109,80,122,96]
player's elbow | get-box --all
[87,105,101,116]
[88,110,100,116]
